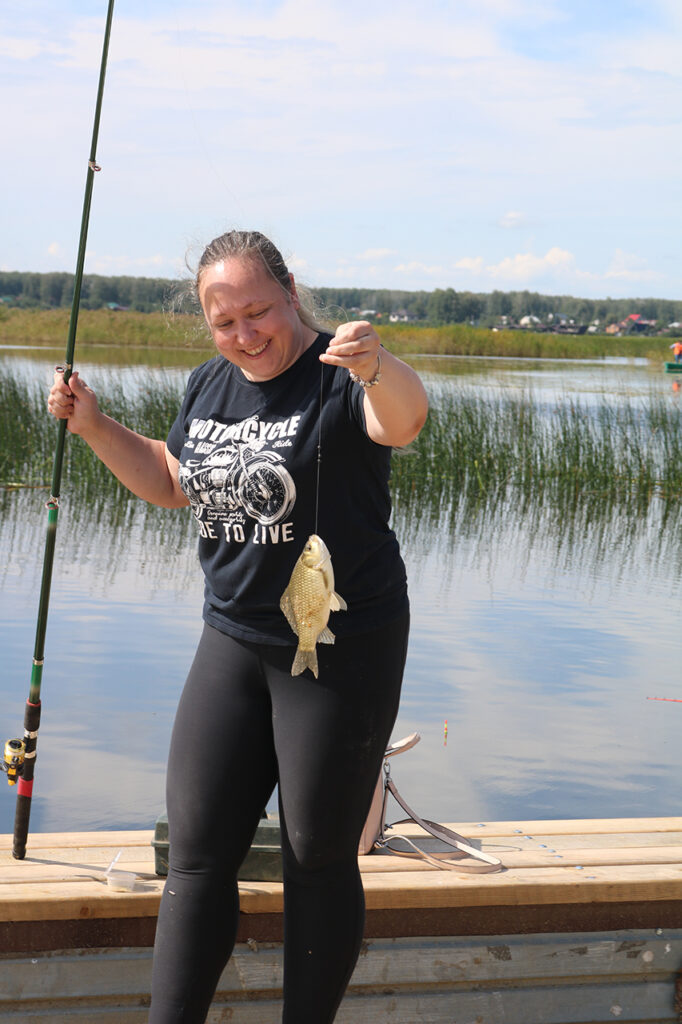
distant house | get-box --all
[519,314,543,329]
[620,313,657,335]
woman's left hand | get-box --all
[319,319,428,448]
[319,320,381,384]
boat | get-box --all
[664,362,682,373]
[2,816,682,1021]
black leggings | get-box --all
[149,611,409,1023]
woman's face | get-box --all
[199,256,314,381]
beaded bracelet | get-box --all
[349,353,382,389]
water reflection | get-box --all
[1,352,681,835]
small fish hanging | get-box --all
[280,534,347,678]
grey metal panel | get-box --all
[0,930,680,1022]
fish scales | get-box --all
[280,534,347,678]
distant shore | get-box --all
[0,307,671,363]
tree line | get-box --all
[2,271,681,329]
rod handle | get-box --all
[13,793,32,860]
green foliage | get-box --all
[0,308,673,363]
[2,270,682,331]
[4,368,682,535]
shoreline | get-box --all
[0,307,671,363]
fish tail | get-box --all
[291,646,319,679]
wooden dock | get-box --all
[2,817,682,1022]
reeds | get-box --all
[392,386,682,512]
[3,368,681,569]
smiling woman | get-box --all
[198,252,319,381]
[46,228,428,1024]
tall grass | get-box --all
[3,369,681,569]
[391,387,682,512]
[0,306,671,362]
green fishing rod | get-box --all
[1,0,116,859]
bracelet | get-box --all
[349,353,382,389]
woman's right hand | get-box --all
[47,370,101,436]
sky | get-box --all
[2,0,681,299]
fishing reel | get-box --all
[1,739,26,786]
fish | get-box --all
[280,534,347,678]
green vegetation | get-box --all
[0,270,180,312]
[0,307,673,363]
[2,270,681,331]
[0,307,212,351]
[392,387,682,517]
[4,369,681,549]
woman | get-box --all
[48,230,428,1023]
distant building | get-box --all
[519,315,543,329]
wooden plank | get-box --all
[384,825,682,849]
[385,817,682,838]
[360,845,682,872]
[1,818,680,852]
[2,860,682,922]
[0,831,155,850]
[474,831,682,851]
[3,841,680,887]
[359,863,682,913]
[0,860,159,884]
[1,819,681,925]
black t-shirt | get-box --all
[166,333,407,644]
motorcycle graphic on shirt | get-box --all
[179,437,296,527]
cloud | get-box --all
[358,248,395,261]
[393,261,447,277]
[84,251,182,275]
[454,256,484,273]
[487,247,575,281]
[604,249,659,282]
[3,1,681,297]
[47,242,64,257]
[447,244,668,296]
[498,211,526,229]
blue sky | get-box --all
[2,0,681,299]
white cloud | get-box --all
[486,247,575,282]
[454,256,484,274]
[2,1,681,297]
[47,242,64,258]
[358,248,395,261]
[498,211,526,229]
[84,251,182,275]
[393,261,446,277]
[604,249,659,282]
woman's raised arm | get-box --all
[48,370,189,509]
[319,322,428,447]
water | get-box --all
[1,349,680,835]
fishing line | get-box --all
[314,360,323,535]
[5,0,116,861]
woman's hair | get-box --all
[195,230,329,332]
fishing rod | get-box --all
[1,0,116,859]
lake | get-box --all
[1,347,680,839]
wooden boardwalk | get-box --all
[1,817,682,1022]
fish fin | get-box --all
[318,626,336,645]
[280,592,299,636]
[330,591,347,612]
[291,646,318,678]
